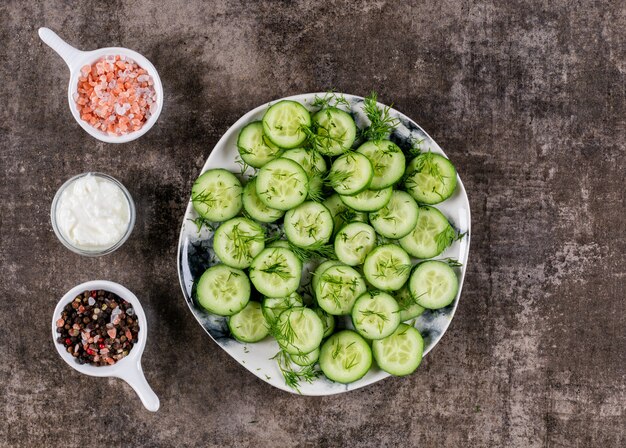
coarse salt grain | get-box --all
[75,55,157,136]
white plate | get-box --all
[177,93,471,396]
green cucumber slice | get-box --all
[262,100,312,148]
[191,169,242,222]
[351,291,401,340]
[363,244,412,291]
[283,201,334,248]
[281,147,327,200]
[196,264,250,316]
[242,178,285,223]
[262,292,303,325]
[339,187,393,212]
[249,247,302,297]
[290,347,320,366]
[313,307,335,338]
[372,323,423,376]
[312,260,343,292]
[312,107,357,156]
[314,264,367,315]
[213,217,265,269]
[399,206,454,259]
[328,152,373,195]
[394,284,426,321]
[356,140,406,189]
[237,121,283,168]
[334,222,377,266]
[323,194,368,235]
[319,330,372,383]
[228,301,269,343]
[405,152,457,204]
[369,190,419,239]
[273,307,324,355]
[256,158,309,210]
[409,260,459,309]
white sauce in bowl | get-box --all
[55,174,131,250]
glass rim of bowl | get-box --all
[50,172,136,257]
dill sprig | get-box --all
[228,223,264,263]
[288,241,336,262]
[441,257,463,267]
[358,309,390,335]
[311,91,350,110]
[435,226,466,254]
[271,350,320,393]
[361,91,399,142]
[188,216,215,233]
[191,189,217,208]
[406,137,424,158]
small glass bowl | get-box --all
[50,172,136,256]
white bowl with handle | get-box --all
[38,27,163,144]
[52,280,160,411]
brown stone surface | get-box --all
[1,1,624,447]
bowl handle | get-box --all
[38,27,85,71]
[117,361,160,412]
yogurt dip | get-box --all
[52,173,134,254]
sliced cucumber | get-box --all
[228,301,269,343]
[242,178,285,223]
[351,291,401,340]
[405,152,457,204]
[394,284,426,321]
[372,323,423,376]
[191,169,242,222]
[274,307,324,355]
[339,187,393,212]
[213,217,265,269]
[262,292,303,325]
[237,121,283,168]
[399,206,454,259]
[290,347,320,366]
[334,222,377,266]
[328,152,373,195]
[356,140,405,189]
[313,307,335,338]
[281,147,327,200]
[267,239,291,249]
[363,244,412,291]
[262,100,311,149]
[323,194,368,235]
[315,264,367,315]
[369,190,419,239]
[312,260,343,292]
[196,264,250,316]
[256,158,309,210]
[283,201,334,248]
[409,260,459,309]
[249,247,302,297]
[312,107,357,156]
[319,330,372,383]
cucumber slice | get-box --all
[369,190,419,239]
[363,244,412,291]
[281,148,327,199]
[237,121,283,168]
[312,260,343,292]
[339,187,393,212]
[249,247,302,297]
[405,152,458,204]
[290,347,320,366]
[267,239,291,249]
[274,307,324,355]
[313,307,335,338]
[283,201,334,248]
[328,152,373,195]
[399,206,454,259]
[228,301,269,343]
[262,100,311,149]
[196,264,250,316]
[351,291,401,340]
[256,158,309,210]
[319,330,372,383]
[334,222,377,266]
[323,194,368,235]
[213,217,265,269]
[312,107,357,156]
[242,178,285,223]
[356,140,406,189]
[372,323,423,376]
[191,169,242,222]
[409,260,459,309]
[394,284,426,321]
[262,292,303,325]
[315,264,367,315]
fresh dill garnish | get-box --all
[288,241,336,262]
[358,309,390,335]
[191,189,217,208]
[361,91,399,142]
[435,226,465,253]
[406,137,424,158]
[227,223,264,263]
[235,156,252,177]
[441,258,463,267]
[311,91,350,110]
[325,168,352,189]
[301,122,349,155]
[188,216,215,233]
[271,350,320,393]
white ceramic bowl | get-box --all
[52,280,159,411]
[177,93,472,396]
[38,27,163,144]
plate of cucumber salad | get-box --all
[177,92,471,395]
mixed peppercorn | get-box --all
[56,290,139,366]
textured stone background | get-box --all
[1,1,624,447]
